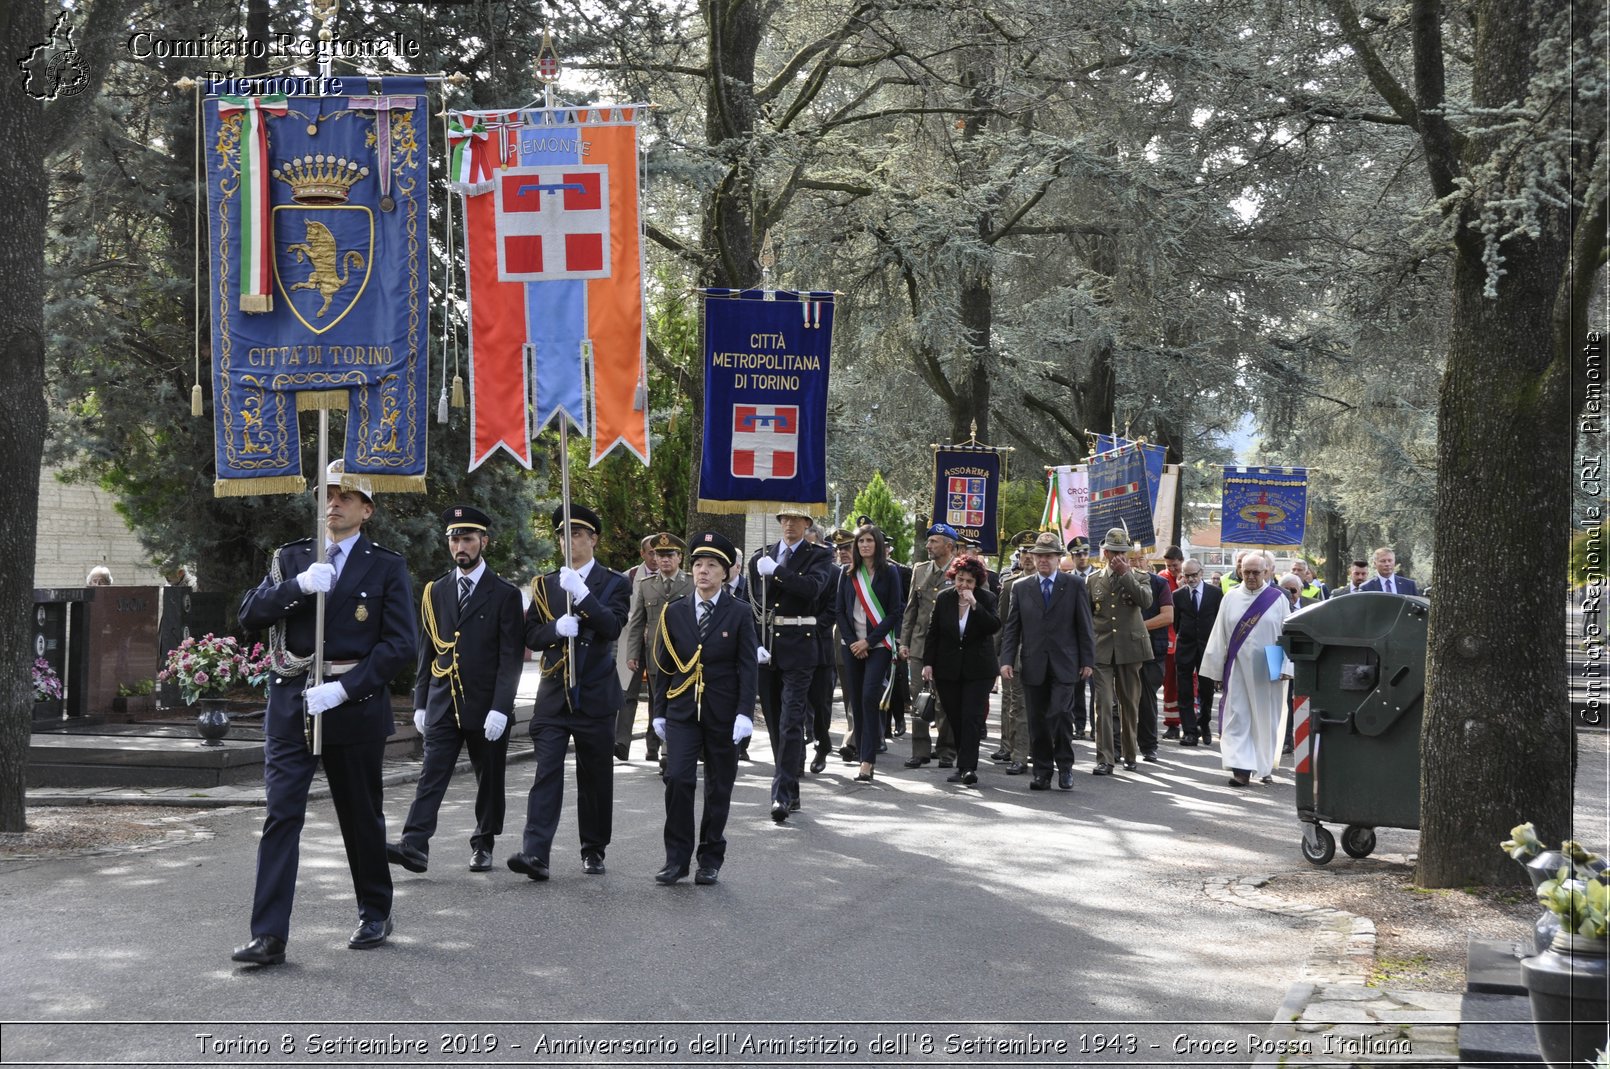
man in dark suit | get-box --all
[999,531,1096,791]
[508,504,630,881]
[1359,546,1419,595]
[388,505,524,876]
[1172,559,1221,747]
[748,506,837,822]
[648,531,758,884]
[231,461,417,966]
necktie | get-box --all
[1385,577,1394,595]
[458,575,472,608]
[1041,576,1053,608]
[698,599,713,641]
[778,543,791,569]
[327,544,343,581]
[1193,586,1201,611]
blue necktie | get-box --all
[327,544,343,581]
[1041,576,1053,608]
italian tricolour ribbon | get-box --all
[216,94,289,312]
[851,565,896,652]
[447,118,495,195]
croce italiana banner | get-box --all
[203,78,429,496]
[932,445,1005,555]
[1220,466,1309,546]
[697,289,834,514]
[1041,465,1089,546]
[455,105,648,470]
[1088,442,1155,548]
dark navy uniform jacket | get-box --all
[524,563,631,719]
[746,540,837,671]
[649,592,758,726]
[414,568,525,732]
[239,534,418,745]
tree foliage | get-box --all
[848,470,910,561]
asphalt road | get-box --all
[3,722,1603,1068]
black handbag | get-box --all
[915,688,938,723]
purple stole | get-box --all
[1219,584,1283,726]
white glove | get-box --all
[413,708,426,733]
[555,613,580,638]
[484,710,508,741]
[652,717,667,741]
[558,567,589,601]
[304,681,348,715]
[296,562,336,594]
[755,556,778,577]
[733,713,754,744]
[756,645,771,665]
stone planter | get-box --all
[1521,931,1609,1069]
[195,697,231,746]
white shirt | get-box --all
[325,531,361,580]
[454,559,487,600]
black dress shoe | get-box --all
[1029,773,1052,791]
[1005,760,1029,775]
[694,867,719,885]
[1092,762,1114,776]
[770,802,789,823]
[1202,734,1213,746]
[1073,728,1087,740]
[878,742,887,753]
[614,743,630,761]
[1180,736,1200,747]
[936,758,954,768]
[469,849,493,872]
[1142,750,1158,762]
[1058,768,1074,790]
[990,748,1010,762]
[582,853,606,875]
[854,771,874,782]
[838,745,856,761]
[789,799,801,812]
[960,771,978,786]
[892,722,906,737]
[1163,726,1180,739]
[347,915,392,950]
[737,744,751,762]
[231,935,286,965]
[903,756,930,768]
[946,770,965,783]
[386,841,428,873]
[654,864,688,884]
[810,752,827,774]
[506,852,550,881]
[1124,760,1137,771]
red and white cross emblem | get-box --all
[731,405,798,479]
[494,166,612,282]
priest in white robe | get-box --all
[1199,551,1292,786]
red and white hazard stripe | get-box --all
[1292,695,1313,774]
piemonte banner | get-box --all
[932,445,1005,555]
[203,78,429,496]
[455,105,648,470]
[697,289,834,514]
[1220,466,1309,546]
[1088,442,1155,548]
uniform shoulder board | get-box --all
[370,543,405,557]
[281,536,315,548]
[665,592,691,608]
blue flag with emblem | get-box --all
[1095,434,1166,515]
[203,77,429,496]
[1088,442,1155,547]
[932,445,1005,554]
[1220,466,1309,545]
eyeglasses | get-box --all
[1240,568,1264,576]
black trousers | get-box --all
[520,714,613,863]
[935,676,993,773]
[1137,658,1164,754]
[808,659,835,753]
[252,735,390,941]
[843,645,893,764]
[1021,678,1077,773]
[401,717,509,855]
[1176,657,1217,741]
[757,664,812,806]
[662,716,738,872]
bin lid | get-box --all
[1283,593,1429,736]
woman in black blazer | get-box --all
[835,524,903,781]
[922,555,1000,786]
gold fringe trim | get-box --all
[363,474,428,493]
[296,390,350,411]
[451,373,465,408]
[190,384,203,417]
[214,475,308,498]
[240,294,273,313]
[697,498,828,517]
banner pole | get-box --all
[311,408,328,756]
[559,421,577,701]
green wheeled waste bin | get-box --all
[1281,592,1429,865]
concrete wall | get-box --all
[33,466,164,589]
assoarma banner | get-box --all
[456,106,647,470]
[203,77,429,496]
[932,446,1004,555]
[1088,443,1155,548]
[1220,466,1309,546]
[697,289,834,514]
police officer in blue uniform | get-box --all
[507,504,631,881]
[231,462,417,966]
[648,531,759,884]
[387,505,525,875]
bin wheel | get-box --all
[1341,825,1376,859]
[1301,826,1336,866]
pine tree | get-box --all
[850,471,910,563]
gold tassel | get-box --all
[214,475,308,498]
[451,373,465,408]
[295,390,349,411]
[190,384,203,417]
[364,474,429,493]
[240,294,273,313]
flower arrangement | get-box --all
[32,658,63,702]
[1502,822,1610,940]
[157,634,272,705]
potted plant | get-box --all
[1502,823,1610,1069]
[112,678,156,717]
[32,658,63,720]
[157,634,272,745]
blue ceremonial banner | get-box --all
[697,290,834,514]
[203,78,429,496]
[1096,434,1166,515]
[1089,443,1156,548]
[932,446,1004,554]
[1220,466,1309,546]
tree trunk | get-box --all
[951,273,992,442]
[1322,506,1348,588]
[0,0,48,833]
